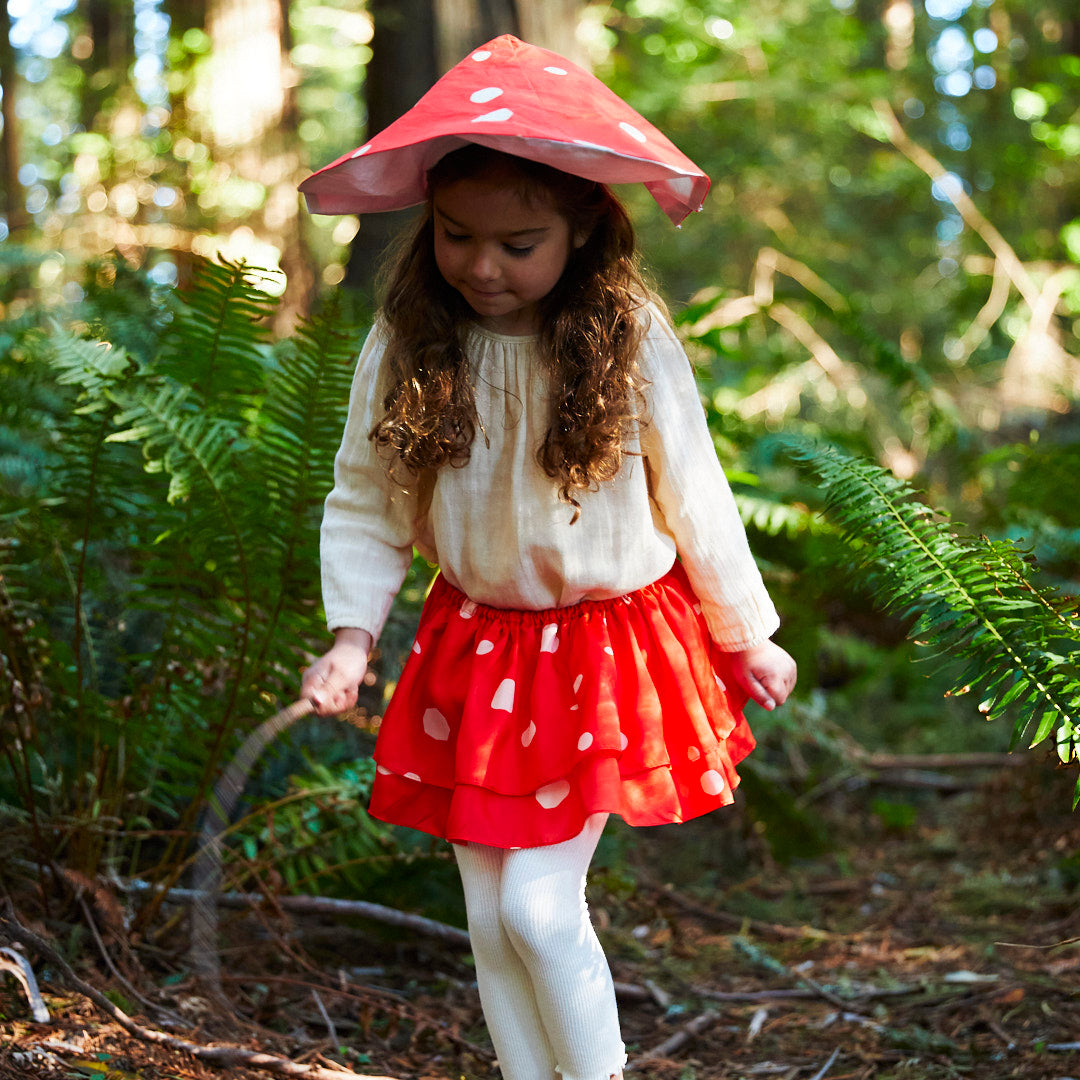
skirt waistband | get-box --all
[433,560,686,628]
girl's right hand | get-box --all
[301,628,373,715]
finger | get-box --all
[742,671,775,711]
[760,672,791,708]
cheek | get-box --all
[433,239,452,281]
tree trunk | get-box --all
[343,0,439,298]
[0,0,24,240]
[344,0,585,298]
[80,0,134,133]
[196,0,315,329]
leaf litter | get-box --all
[1,757,1079,1080]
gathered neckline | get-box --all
[468,323,541,345]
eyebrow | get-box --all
[434,207,551,238]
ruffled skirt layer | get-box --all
[369,562,754,848]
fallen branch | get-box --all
[0,945,50,1022]
[125,880,471,948]
[0,906,400,1080]
[692,983,921,1004]
[646,879,831,941]
[632,1009,722,1065]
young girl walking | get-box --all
[299,35,796,1080]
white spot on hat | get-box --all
[714,673,727,692]
[619,732,629,751]
[701,770,726,796]
[376,764,391,775]
[350,143,372,158]
[544,66,567,75]
[470,86,503,103]
[687,746,701,762]
[472,108,514,123]
[619,121,648,143]
[476,639,494,655]
[667,176,697,198]
[492,678,515,712]
[535,779,570,809]
[460,599,477,618]
[471,50,492,61]
[604,645,614,656]
[573,674,583,694]
[521,720,536,747]
[577,732,593,751]
[404,771,421,782]
[423,707,450,741]
[540,623,559,653]
[412,640,421,654]
[692,603,702,614]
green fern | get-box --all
[782,435,1080,802]
[155,258,277,411]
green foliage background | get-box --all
[1,0,1078,907]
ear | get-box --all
[572,227,591,250]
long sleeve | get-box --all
[321,326,419,639]
[637,308,780,650]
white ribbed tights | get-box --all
[453,813,626,1080]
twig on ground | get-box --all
[310,989,338,1048]
[0,945,50,1023]
[631,1009,723,1065]
[733,937,863,1013]
[0,905,401,1080]
[219,972,493,1057]
[808,1046,841,1080]
[77,893,177,1023]
[692,983,921,1004]
[125,881,472,948]
[645,878,831,941]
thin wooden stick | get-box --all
[126,880,471,948]
[632,1010,722,1064]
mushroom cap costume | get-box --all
[299,34,709,225]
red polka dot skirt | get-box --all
[368,561,755,849]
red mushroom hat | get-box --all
[299,34,709,226]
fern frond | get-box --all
[155,258,278,413]
[782,435,1080,802]
[735,491,826,539]
[240,302,364,691]
[108,384,241,508]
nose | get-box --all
[468,246,499,283]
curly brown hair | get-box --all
[371,145,662,519]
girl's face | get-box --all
[432,173,582,336]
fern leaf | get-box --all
[155,258,278,414]
[782,435,1080,797]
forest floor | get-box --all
[2,756,1080,1080]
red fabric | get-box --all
[299,35,709,226]
[368,562,754,848]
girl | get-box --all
[300,36,796,1080]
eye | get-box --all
[441,228,469,243]
[504,244,535,257]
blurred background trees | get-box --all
[0,0,1077,904]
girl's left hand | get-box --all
[726,640,797,711]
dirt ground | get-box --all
[2,757,1079,1080]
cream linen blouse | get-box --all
[320,305,780,651]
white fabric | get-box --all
[454,814,626,1080]
[321,304,779,649]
